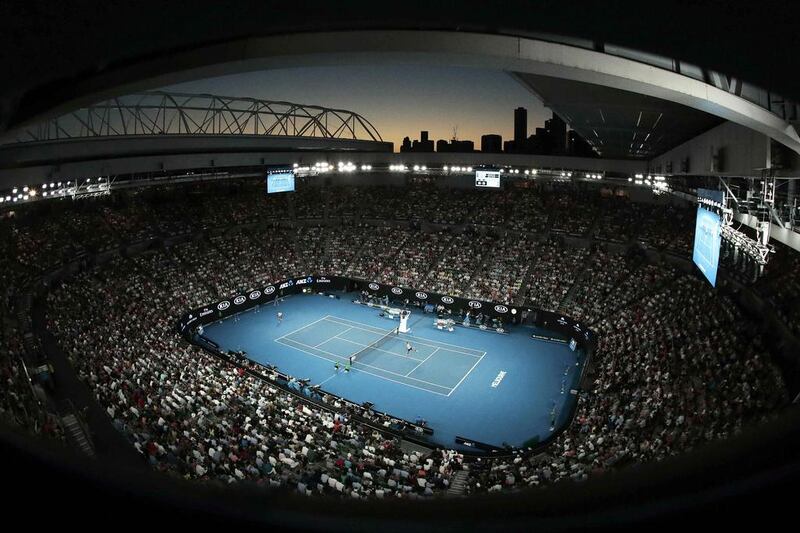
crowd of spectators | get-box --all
[753,247,800,336]
[464,276,788,493]
[466,233,539,305]
[0,318,63,440]
[0,177,794,500]
[344,225,410,281]
[546,185,599,236]
[426,229,494,296]
[0,216,65,440]
[592,196,643,243]
[47,254,463,497]
[562,248,635,322]
[376,229,451,287]
[583,261,679,325]
[523,241,590,311]
[636,203,695,251]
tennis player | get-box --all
[277,311,284,324]
[405,341,415,356]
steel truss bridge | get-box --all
[2,92,384,145]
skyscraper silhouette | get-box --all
[514,107,527,146]
[481,134,502,153]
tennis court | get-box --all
[201,292,583,449]
[275,315,485,396]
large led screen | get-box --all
[692,206,722,287]
[266,170,295,194]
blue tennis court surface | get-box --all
[276,315,485,396]
[202,293,583,450]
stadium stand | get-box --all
[0,177,794,499]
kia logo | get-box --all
[494,305,508,313]
[468,301,482,309]
[249,290,261,300]
[264,286,275,294]
[368,283,380,290]
[441,296,454,304]
[234,296,246,305]
[391,287,403,294]
[217,301,230,311]
[415,292,428,300]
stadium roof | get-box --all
[2,1,800,148]
[514,73,724,159]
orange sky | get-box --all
[164,65,552,152]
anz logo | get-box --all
[557,317,568,326]
[217,301,230,311]
[264,286,276,295]
[368,283,380,290]
[233,296,246,305]
[494,305,509,313]
[249,290,261,300]
[441,296,454,304]
[415,292,428,300]
[391,287,403,295]
[468,301,482,309]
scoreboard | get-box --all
[475,170,501,188]
[266,169,295,194]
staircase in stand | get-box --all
[423,233,458,279]
[467,236,499,281]
[447,470,470,496]
[515,260,537,307]
[556,248,597,313]
[61,413,95,457]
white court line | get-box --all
[405,347,439,377]
[324,315,483,358]
[329,335,426,362]
[318,373,339,387]
[276,314,332,342]
[274,337,451,396]
[323,316,396,338]
[447,351,487,397]
[276,336,454,393]
[322,326,353,347]
[333,315,486,356]
[283,337,450,390]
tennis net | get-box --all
[348,327,398,365]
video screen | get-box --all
[692,206,722,287]
[266,169,295,194]
[475,170,501,188]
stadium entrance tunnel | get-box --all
[178,274,596,457]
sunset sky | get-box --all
[162,65,552,151]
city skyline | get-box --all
[401,107,596,157]
[160,65,550,152]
